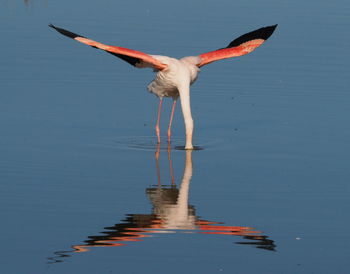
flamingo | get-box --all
[48,147,276,263]
[49,24,277,149]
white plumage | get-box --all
[49,24,277,149]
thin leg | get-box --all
[167,143,175,185]
[167,99,177,143]
[155,98,163,144]
[155,143,161,186]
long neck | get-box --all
[178,84,194,150]
[174,150,193,224]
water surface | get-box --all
[1,0,349,273]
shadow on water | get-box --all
[103,136,210,151]
[48,145,275,264]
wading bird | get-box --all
[48,147,275,263]
[49,24,277,149]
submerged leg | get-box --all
[167,143,175,185]
[167,99,177,143]
[155,98,163,144]
[155,143,161,186]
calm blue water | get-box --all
[1,0,349,273]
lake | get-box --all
[1,0,349,273]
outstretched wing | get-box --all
[197,25,277,67]
[49,24,167,71]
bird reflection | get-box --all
[49,145,275,263]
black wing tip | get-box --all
[260,24,278,40]
[227,24,278,48]
[48,23,83,39]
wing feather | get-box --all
[197,25,277,67]
[49,24,167,70]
